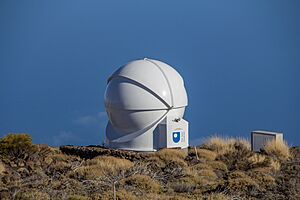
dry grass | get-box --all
[0,161,5,175]
[248,154,266,164]
[157,148,187,160]
[72,156,133,180]
[269,159,281,171]
[202,136,250,156]
[100,189,138,200]
[156,148,187,167]
[192,163,211,170]
[171,182,196,193]
[122,174,161,193]
[145,155,166,168]
[248,169,276,188]
[263,139,291,161]
[198,169,218,180]
[192,149,217,161]
[207,161,228,172]
[192,160,227,172]
[145,193,192,200]
[15,189,50,200]
[67,194,89,200]
[206,193,231,200]
[48,153,69,162]
[227,171,259,192]
[247,154,269,169]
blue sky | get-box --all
[0,1,299,146]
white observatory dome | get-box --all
[104,58,188,151]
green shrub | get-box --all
[0,133,38,161]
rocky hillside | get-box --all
[0,134,299,200]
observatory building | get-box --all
[104,58,189,151]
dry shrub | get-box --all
[0,133,38,162]
[227,171,259,192]
[51,161,72,174]
[192,161,227,173]
[202,136,250,156]
[15,189,50,200]
[263,139,291,161]
[192,163,211,171]
[72,156,133,180]
[248,154,266,165]
[206,193,231,200]
[198,169,218,180]
[145,193,191,200]
[207,161,228,172]
[178,168,220,193]
[0,161,5,175]
[36,144,56,158]
[169,175,198,193]
[247,154,269,169]
[49,153,69,162]
[100,189,138,200]
[0,190,10,200]
[145,155,166,168]
[169,196,193,200]
[248,169,276,189]
[246,153,281,172]
[122,174,161,193]
[67,195,89,200]
[193,149,217,161]
[269,159,281,171]
[156,149,187,167]
[157,149,187,160]
[171,182,195,193]
[216,141,252,171]
[47,154,74,173]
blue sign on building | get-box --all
[172,131,181,143]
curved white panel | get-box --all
[105,77,168,110]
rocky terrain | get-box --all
[0,134,299,200]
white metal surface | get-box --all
[104,58,189,151]
[251,130,283,152]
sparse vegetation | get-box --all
[0,134,38,162]
[263,139,291,161]
[122,174,161,193]
[70,156,133,180]
[0,133,299,200]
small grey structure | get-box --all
[104,58,189,151]
[251,130,283,152]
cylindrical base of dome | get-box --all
[105,111,189,152]
[105,122,158,151]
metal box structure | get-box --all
[156,115,189,149]
[104,58,189,151]
[251,130,283,152]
